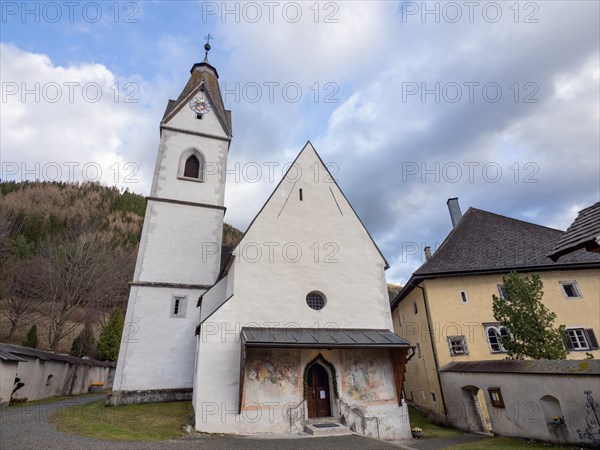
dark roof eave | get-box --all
[440,360,600,375]
[241,327,410,347]
[415,261,600,279]
[190,61,219,78]
[548,240,600,261]
[392,261,600,310]
[244,342,410,349]
[391,276,421,310]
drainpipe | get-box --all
[416,285,448,420]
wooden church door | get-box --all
[306,364,331,418]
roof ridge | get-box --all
[468,208,566,233]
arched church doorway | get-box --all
[306,363,332,418]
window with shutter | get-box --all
[565,327,597,351]
[563,330,575,351]
[584,329,599,350]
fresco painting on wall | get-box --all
[244,348,300,404]
[344,349,394,402]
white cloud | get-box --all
[2,0,598,284]
[0,43,156,192]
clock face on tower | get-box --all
[189,94,212,115]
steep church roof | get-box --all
[232,141,390,270]
[161,56,232,137]
[392,207,600,309]
[199,142,391,321]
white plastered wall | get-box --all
[193,143,410,439]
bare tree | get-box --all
[20,232,127,350]
[1,257,42,340]
[0,207,39,341]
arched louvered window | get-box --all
[184,155,200,179]
[178,148,205,182]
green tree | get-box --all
[492,272,567,360]
[9,235,35,259]
[71,323,96,358]
[23,324,38,348]
[96,309,124,361]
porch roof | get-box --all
[240,327,411,349]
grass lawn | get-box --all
[446,437,575,449]
[408,404,463,439]
[50,400,192,441]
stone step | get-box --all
[305,422,353,436]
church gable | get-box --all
[222,142,391,330]
[237,142,388,269]
[161,81,231,139]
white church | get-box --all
[109,43,413,440]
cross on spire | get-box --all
[203,34,213,61]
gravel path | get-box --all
[0,395,402,449]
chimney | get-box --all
[447,197,463,228]
[424,246,431,260]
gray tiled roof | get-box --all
[0,348,26,362]
[0,343,115,367]
[241,328,410,348]
[414,208,600,276]
[548,201,600,261]
[440,359,600,375]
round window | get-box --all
[306,292,326,310]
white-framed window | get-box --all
[413,301,418,315]
[560,281,582,299]
[447,335,469,356]
[421,388,425,400]
[564,328,599,351]
[459,291,468,304]
[485,324,510,353]
[497,284,509,301]
[171,296,187,318]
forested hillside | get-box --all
[0,181,243,353]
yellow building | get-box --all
[390,199,600,421]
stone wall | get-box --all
[440,367,599,446]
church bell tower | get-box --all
[109,39,232,405]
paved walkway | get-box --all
[0,395,401,449]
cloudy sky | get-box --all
[1,1,598,283]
